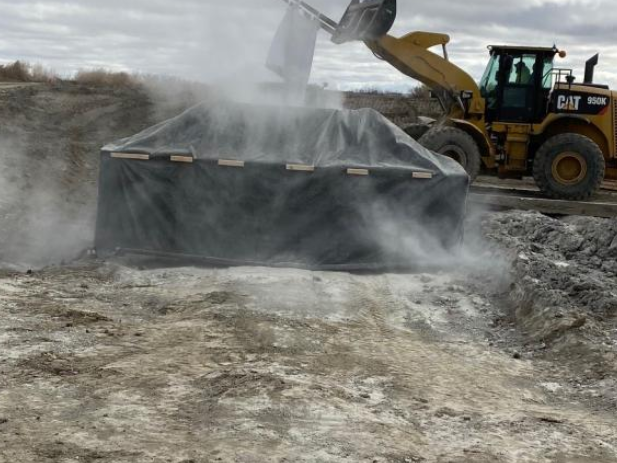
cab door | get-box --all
[496,53,540,123]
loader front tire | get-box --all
[533,133,605,201]
[403,123,431,140]
[419,126,481,181]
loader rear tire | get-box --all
[419,126,481,182]
[533,133,605,201]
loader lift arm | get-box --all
[366,34,485,120]
[279,0,485,120]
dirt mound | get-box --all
[485,211,617,319]
[483,211,617,382]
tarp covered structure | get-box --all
[96,100,469,270]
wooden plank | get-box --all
[218,159,245,168]
[347,168,370,176]
[111,153,150,161]
[286,164,315,172]
[469,193,617,218]
[170,156,194,164]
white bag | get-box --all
[266,6,319,104]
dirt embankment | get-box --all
[343,92,442,128]
[0,81,205,268]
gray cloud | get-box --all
[0,0,615,91]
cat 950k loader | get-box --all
[283,0,617,200]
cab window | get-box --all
[508,55,536,85]
[542,56,554,89]
[480,54,499,109]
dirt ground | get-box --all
[0,255,615,463]
[1,82,616,462]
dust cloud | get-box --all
[0,137,94,270]
[152,2,342,110]
[141,2,343,141]
[0,81,153,271]
[0,2,473,273]
[363,180,507,275]
[0,2,342,271]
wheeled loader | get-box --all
[283,0,617,200]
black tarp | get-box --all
[96,100,469,270]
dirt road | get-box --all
[0,259,615,463]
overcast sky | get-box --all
[0,0,616,92]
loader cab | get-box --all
[480,46,558,124]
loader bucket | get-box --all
[331,0,396,44]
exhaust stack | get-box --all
[584,53,599,84]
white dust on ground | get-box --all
[0,262,615,462]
